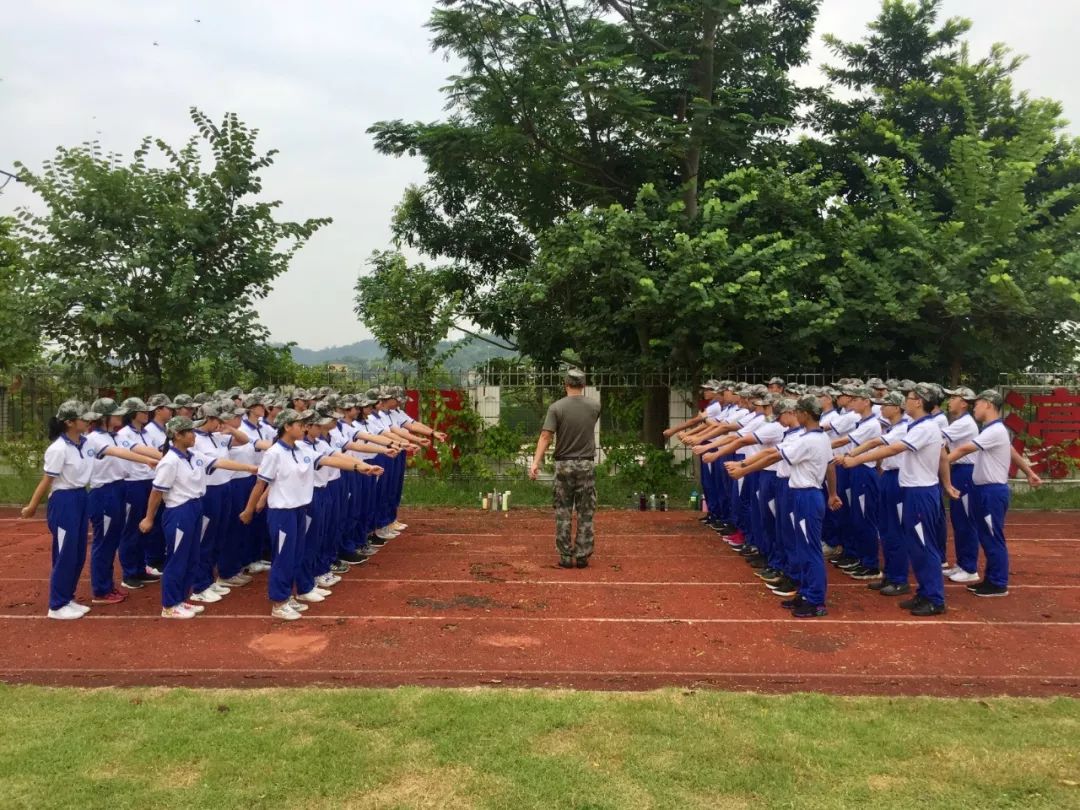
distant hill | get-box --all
[287,335,518,370]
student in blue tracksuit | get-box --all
[729,396,840,617]
[833,386,882,581]
[664,380,724,525]
[940,386,981,583]
[141,394,177,571]
[947,389,1042,597]
[117,397,164,589]
[140,416,257,619]
[21,402,98,619]
[83,398,164,605]
[240,409,383,621]
[843,383,952,616]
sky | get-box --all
[3,1,1078,351]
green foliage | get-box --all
[0,438,46,478]
[601,436,688,494]
[0,218,41,371]
[14,108,330,391]
[354,251,461,377]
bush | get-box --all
[600,437,688,493]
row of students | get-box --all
[22,386,447,619]
[667,379,1041,617]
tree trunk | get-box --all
[642,384,668,448]
[950,355,962,387]
[680,6,720,220]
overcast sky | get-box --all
[3,1,1077,350]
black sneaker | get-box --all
[970,582,1009,598]
[738,545,760,557]
[879,582,911,596]
[698,515,713,523]
[780,595,806,610]
[867,578,888,591]
[558,557,574,569]
[756,568,782,582]
[848,566,882,581]
[767,577,798,597]
[121,576,146,590]
[575,558,589,569]
[898,595,928,610]
[793,602,828,618]
[339,550,367,564]
[837,559,862,571]
[830,555,858,568]
[369,537,388,547]
[717,522,736,534]
[910,600,946,616]
[746,555,767,569]
[330,561,350,574]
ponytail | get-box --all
[162,436,172,454]
[47,417,66,441]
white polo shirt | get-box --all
[879,419,908,471]
[943,413,978,466]
[752,419,785,472]
[780,429,832,489]
[775,427,805,479]
[389,408,414,428]
[151,447,218,508]
[704,401,724,422]
[828,410,859,456]
[44,435,93,490]
[972,420,1011,485]
[895,416,943,488]
[307,437,340,485]
[847,415,883,467]
[734,412,765,458]
[932,411,949,446]
[116,424,156,482]
[144,420,169,452]
[231,418,266,479]
[193,430,232,487]
[85,430,127,488]
[257,440,324,509]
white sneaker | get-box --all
[311,586,332,597]
[247,560,272,574]
[189,588,222,603]
[67,601,91,615]
[286,597,309,612]
[316,574,340,587]
[942,566,960,578]
[209,582,231,596]
[161,604,196,619]
[940,561,952,571]
[181,602,205,614]
[296,589,325,603]
[949,569,981,583]
[391,521,408,531]
[271,603,302,621]
[217,574,251,587]
[145,565,164,578]
[374,528,398,540]
[47,604,84,620]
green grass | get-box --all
[1009,484,1080,510]
[0,686,1076,809]
[0,475,36,505]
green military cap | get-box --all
[767,376,785,387]
[774,397,798,415]
[866,378,886,389]
[884,378,900,389]
[192,392,211,404]
[241,393,264,410]
[700,379,722,391]
[56,400,94,421]
[91,397,127,418]
[845,385,873,399]
[165,416,195,437]
[944,386,977,401]
[898,379,917,393]
[796,395,823,418]
[975,389,1004,408]
[873,390,905,407]
[339,396,359,409]
[217,399,246,417]
[912,382,940,407]
[250,386,266,396]
[212,390,227,399]
[147,393,178,410]
[172,394,194,408]
[274,408,304,428]
[120,396,151,413]
[193,401,224,426]
[226,386,243,399]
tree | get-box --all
[802,0,1080,382]
[0,217,41,372]
[354,251,461,377]
[370,0,819,441]
[14,108,330,390]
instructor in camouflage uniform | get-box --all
[529,369,602,569]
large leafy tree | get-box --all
[15,108,330,390]
[0,217,41,372]
[371,0,819,438]
[354,250,461,377]
[803,0,1080,382]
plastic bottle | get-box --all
[482,494,489,510]
[690,490,699,510]
[660,494,668,512]
[502,490,510,512]
[638,491,648,511]
[648,493,657,511]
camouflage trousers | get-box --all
[553,460,597,560]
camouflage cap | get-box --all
[912,382,940,407]
[56,400,93,421]
[734,385,752,398]
[766,376,785,386]
[212,390,227,399]
[250,387,266,396]
[120,396,151,413]
[291,388,311,401]
[884,378,901,390]
[263,396,283,410]
[364,387,380,402]
[274,408,305,429]
[787,383,807,396]
[975,389,1004,408]
[226,387,243,399]
[719,380,736,391]
[304,406,335,427]
[873,391,905,407]
[192,392,211,404]
[927,383,945,401]
[845,385,873,399]
[848,377,865,386]
[339,396,359,410]
[819,387,840,399]
[146,393,178,410]
[796,394,823,419]
[323,393,340,409]
[241,393,264,410]
[944,386,977,401]
[90,397,127,418]
[898,379,917,393]
[700,379,721,391]
[172,394,194,408]
[774,397,798,415]
[867,378,886,389]
[218,400,246,417]
[165,416,195,438]
[194,401,224,423]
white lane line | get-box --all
[0,614,1075,626]
[0,667,1075,682]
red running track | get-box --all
[0,507,1077,695]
